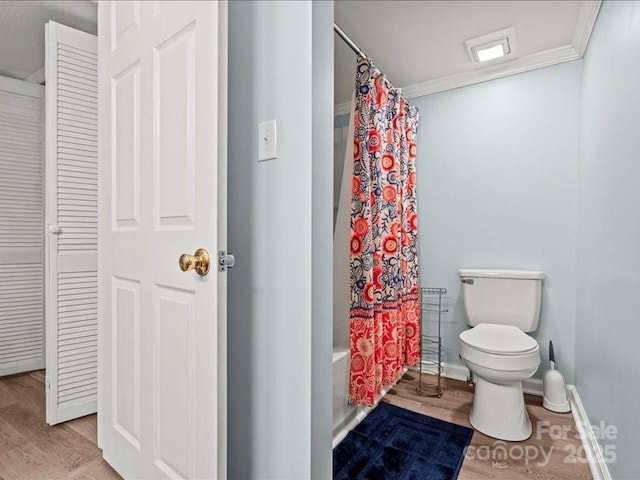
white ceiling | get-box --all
[0,1,96,81]
[335,0,600,109]
[0,1,598,99]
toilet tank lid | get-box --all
[458,269,544,280]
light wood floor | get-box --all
[385,371,592,480]
[0,370,121,480]
[1,369,592,480]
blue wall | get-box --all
[332,3,640,476]
[228,1,332,478]
[409,61,583,381]
[576,2,640,478]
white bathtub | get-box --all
[332,347,406,447]
[333,348,358,445]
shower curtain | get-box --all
[349,58,421,406]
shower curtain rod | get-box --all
[334,22,368,60]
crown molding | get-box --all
[25,67,45,85]
[334,1,602,116]
[401,43,581,99]
[0,75,43,98]
[573,0,602,57]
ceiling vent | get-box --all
[465,28,516,65]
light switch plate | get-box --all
[258,119,277,161]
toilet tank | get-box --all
[459,269,544,332]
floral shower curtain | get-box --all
[349,58,421,406]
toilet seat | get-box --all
[460,323,538,356]
[459,323,540,374]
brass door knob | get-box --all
[179,248,210,276]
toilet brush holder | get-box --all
[542,341,570,413]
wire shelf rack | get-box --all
[416,287,448,398]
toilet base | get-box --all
[469,376,532,441]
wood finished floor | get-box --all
[1,369,592,480]
[0,370,121,480]
[385,371,593,480]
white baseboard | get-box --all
[567,385,613,480]
[0,360,44,378]
[425,361,545,397]
[336,362,611,480]
[415,362,611,479]
[439,361,469,383]
[522,377,544,397]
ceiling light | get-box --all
[465,28,516,65]
[475,43,506,62]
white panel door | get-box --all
[44,21,98,425]
[0,76,44,377]
[98,2,227,479]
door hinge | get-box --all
[218,250,235,272]
[46,378,51,390]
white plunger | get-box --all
[542,340,570,413]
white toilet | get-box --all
[458,268,543,441]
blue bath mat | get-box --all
[333,402,473,480]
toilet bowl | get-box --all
[460,323,540,441]
[458,268,544,442]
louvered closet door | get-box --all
[45,21,98,425]
[0,77,44,377]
